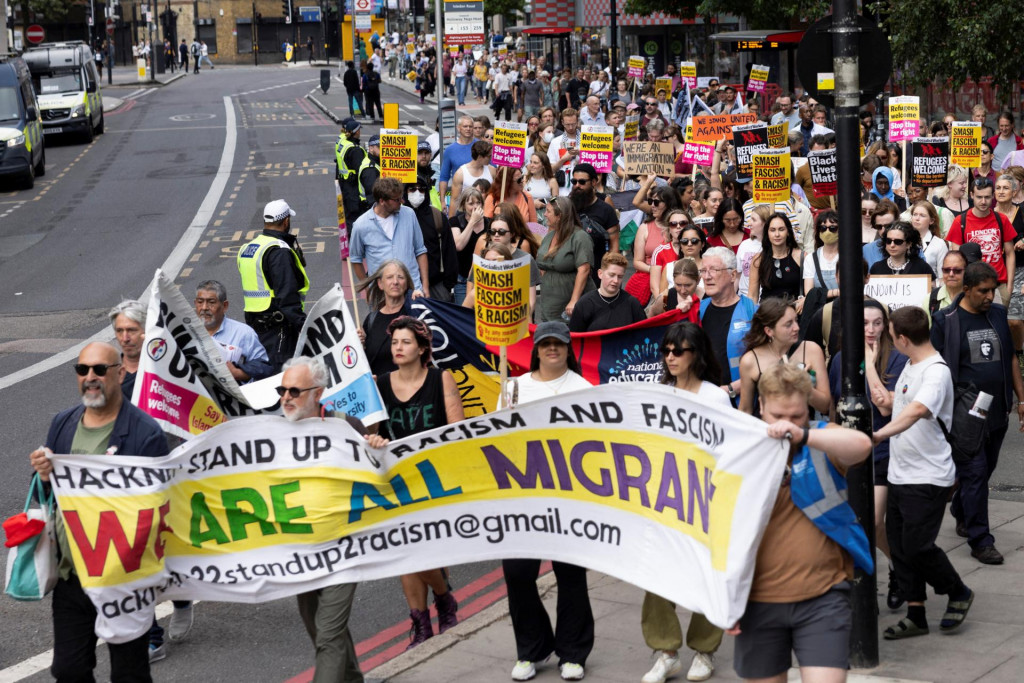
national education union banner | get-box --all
[48,384,786,642]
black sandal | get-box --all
[883,617,929,640]
[940,590,974,632]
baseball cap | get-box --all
[418,140,432,153]
[533,321,571,345]
[959,242,982,265]
[263,199,296,223]
[368,134,381,147]
[626,102,640,112]
[343,117,361,133]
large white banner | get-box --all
[49,384,786,642]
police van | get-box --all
[23,41,104,143]
[0,57,46,188]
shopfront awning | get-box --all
[709,29,804,50]
[505,24,573,36]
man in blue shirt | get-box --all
[439,115,476,214]
[350,176,430,296]
[194,280,274,383]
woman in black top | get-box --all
[375,317,464,649]
[869,222,935,278]
[451,188,490,305]
[748,212,805,308]
[357,259,413,377]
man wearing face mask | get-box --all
[407,173,458,301]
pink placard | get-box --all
[578,150,612,173]
[491,144,525,168]
[682,142,714,166]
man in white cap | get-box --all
[236,199,310,370]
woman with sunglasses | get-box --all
[972,140,999,187]
[650,209,694,300]
[485,167,538,223]
[375,316,463,649]
[828,300,908,610]
[803,210,842,300]
[485,202,541,257]
[749,212,805,308]
[356,259,414,376]
[537,196,596,322]
[463,219,540,316]
[639,321,728,683]
[869,222,934,277]
[908,200,948,280]
[737,298,830,417]
[861,193,879,244]
[625,185,681,306]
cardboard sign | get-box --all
[379,129,418,182]
[910,137,951,188]
[752,148,791,204]
[473,254,531,345]
[732,122,770,181]
[628,56,645,79]
[679,62,697,89]
[623,141,676,177]
[491,121,528,168]
[950,121,982,168]
[691,112,758,142]
[406,42,415,55]
[863,274,932,311]
[888,96,920,143]
[579,125,614,173]
[655,77,673,96]
[623,114,640,141]
[807,148,838,197]
[767,121,789,149]
[747,65,769,93]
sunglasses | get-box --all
[861,209,873,216]
[668,220,689,228]
[275,385,317,398]
[942,267,965,275]
[649,199,663,206]
[678,237,702,246]
[884,237,906,246]
[487,228,511,236]
[820,224,839,233]
[73,363,120,377]
[660,346,694,358]
[570,178,590,185]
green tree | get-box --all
[871,0,1024,101]
[483,0,525,21]
[622,0,828,30]
[23,0,75,25]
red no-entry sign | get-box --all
[26,25,45,44]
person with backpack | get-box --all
[405,173,458,301]
[361,62,384,122]
[945,177,1017,305]
[570,163,620,285]
[189,39,201,73]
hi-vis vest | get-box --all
[790,422,874,573]
[236,234,310,313]
[335,135,358,180]
[357,154,381,203]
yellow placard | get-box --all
[473,255,531,346]
[655,77,672,96]
[752,149,791,203]
[624,114,640,141]
[749,66,769,83]
[767,121,789,149]
[498,44,508,57]
[449,46,459,57]
[379,129,418,183]
[950,122,983,168]
[679,62,697,84]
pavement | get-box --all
[100,64,189,113]
[366,498,1024,683]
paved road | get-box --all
[0,65,498,682]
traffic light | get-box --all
[282,0,290,17]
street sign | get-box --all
[353,0,371,10]
[797,14,891,108]
[443,0,484,45]
[25,25,45,44]
[106,18,115,35]
[299,6,321,22]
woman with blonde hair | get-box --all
[356,259,414,375]
[932,163,971,216]
[908,200,948,279]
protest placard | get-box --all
[498,44,508,58]
[472,254,531,345]
[379,129,418,183]
[910,137,951,188]
[807,148,838,196]
[516,50,527,65]
[950,121,982,168]
[863,275,932,310]
[623,140,676,177]
[682,133,715,166]
[50,384,787,642]
[679,62,697,89]
[628,56,645,79]
[752,148,791,203]
[732,122,770,181]
[888,96,920,143]
[490,121,528,168]
[691,112,758,142]
[747,65,769,93]
[623,114,640,141]
[579,125,614,173]
[767,121,789,150]
[449,45,459,57]
[406,42,415,55]
[655,76,673,97]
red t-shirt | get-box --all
[706,230,750,254]
[947,211,1015,283]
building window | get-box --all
[198,21,218,55]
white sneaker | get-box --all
[168,605,194,641]
[560,662,585,680]
[511,660,536,681]
[642,651,683,683]
[686,653,714,682]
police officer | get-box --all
[335,118,367,224]
[236,199,310,371]
[416,140,443,210]
[356,134,382,215]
